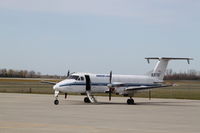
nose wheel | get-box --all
[54,99,59,105]
[127,98,134,105]
[54,90,60,105]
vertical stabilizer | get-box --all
[145,57,193,80]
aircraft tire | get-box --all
[54,99,59,105]
[130,99,134,104]
[84,97,91,103]
[127,99,134,105]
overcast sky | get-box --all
[0,0,200,75]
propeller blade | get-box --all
[149,89,151,100]
[109,71,112,83]
[109,88,112,101]
[65,93,67,99]
[108,71,112,101]
[67,70,70,77]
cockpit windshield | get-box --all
[68,75,84,81]
[68,75,79,80]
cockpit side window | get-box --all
[77,77,84,81]
[80,77,84,81]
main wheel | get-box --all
[127,99,131,104]
[127,99,134,105]
[54,99,59,105]
[84,97,91,103]
[130,99,134,104]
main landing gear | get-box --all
[127,98,135,105]
[84,97,91,103]
[84,91,97,103]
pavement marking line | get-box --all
[0,122,48,129]
[0,121,136,132]
[0,121,97,130]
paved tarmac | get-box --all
[0,93,200,133]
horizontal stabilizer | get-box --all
[145,57,193,80]
[145,57,193,64]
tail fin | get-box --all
[145,57,193,80]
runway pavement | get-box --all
[0,93,200,133]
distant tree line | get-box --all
[164,69,200,80]
[1,68,200,80]
[0,69,41,78]
[0,68,66,79]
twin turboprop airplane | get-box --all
[44,57,192,105]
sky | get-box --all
[0,0,200,75]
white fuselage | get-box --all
[51,57,192,105]
[53,73,162,95]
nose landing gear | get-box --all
[54,99,59,105]
[54,92,68,105]
[54,90,60,105]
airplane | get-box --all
[42,57,193,105]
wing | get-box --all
[40,81,57,85]
[125,84,173,91]
[107,82,173,91]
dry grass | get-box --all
[0,78,60,94]
[0,78,200,100]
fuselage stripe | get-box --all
[59,82,160,87]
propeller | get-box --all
[65,93,67,99]
[149,89,151,100]
[108,71,113,101]
[67,70,70,78]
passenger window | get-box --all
[81,77,84,81]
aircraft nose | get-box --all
[53,84,59,90]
